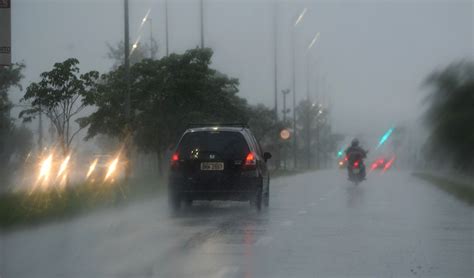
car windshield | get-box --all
[178,131,249,160]
[1,1,472,277]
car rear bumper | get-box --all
[168,175,262,201]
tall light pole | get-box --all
[282,89,291,170]
[306,32,320,100]
[165,0,169,55]
[38,108,43,151]
[291,7,307,169]
[124,0,130,122]
[273,1,278,120]
[141,13,154,59]
[124,0,131,179]
[200,0,204,48]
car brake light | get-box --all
[244,152,257,167]
[172,153,179,161]
[171,153,179,167]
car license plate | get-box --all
[352,168,360,174]
[201,162,224,171]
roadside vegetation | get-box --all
[0,177,164,231]
[0,45,339,230]
[421,60,474,174]
[413,172,474,205]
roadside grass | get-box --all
[0,176,165,231]
[413,172,474,206]
[0,169,310,231]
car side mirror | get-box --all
[263,152,272,161]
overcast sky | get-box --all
[9,0,473,140]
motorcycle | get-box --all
[348,160,366,185]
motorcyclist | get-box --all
[345,138,368,179]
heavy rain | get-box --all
[0,0,473,277]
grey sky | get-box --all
[9,0,473,139]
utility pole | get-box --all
[273,1,278,120]
[306,58,310,100]
[148,18,153,58]
[291,26,297,169]
[282,89,290,170]
[38,108,43,151]
[290,7,307,170]
[165,0,169,55]
[124,0,131,179]
[124,0,130,122]
[200,0,204,48]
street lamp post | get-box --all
[165,0,169,55]
[123,0,131,179]
[200,0,204,48]
[306,32,320,100]
[273,1,278,120]
[291,7,307,169]
[147,18,153,58]
[282,89,291,170]
[141,13,154,59]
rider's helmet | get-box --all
[351,138,359,147]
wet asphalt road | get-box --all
[1,170,473,278]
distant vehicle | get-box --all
[338,156,348,169]
[168,125,272,211]
[371,158,387,170]
[86,154,123,183]
[371,156,396,171]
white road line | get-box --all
[213,266,240,278]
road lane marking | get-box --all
[213,266,240,278]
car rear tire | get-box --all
[254,189,262,211]
[263,185,269,207]
[169,192,181,211]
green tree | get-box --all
[0,63,24,140]
[296,99,337,169]
[106,40,158,69]
[0,63,25,183]
[247,104,285,169]
[423,60,474,171]
[83,48,249,174]
[19,58,99,155]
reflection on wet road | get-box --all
[2,170,473,277]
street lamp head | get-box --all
[294,8,307,27]
[307,32,320,50]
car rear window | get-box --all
[178,131,249,160]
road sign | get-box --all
[0,0,11,66]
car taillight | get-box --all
[170,153,179,167]
[243,152,257,169]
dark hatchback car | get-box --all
[168,125,272,211]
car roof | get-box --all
[181,126,260,153]
[185,126,249,133]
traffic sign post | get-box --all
[0,0,11,66]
